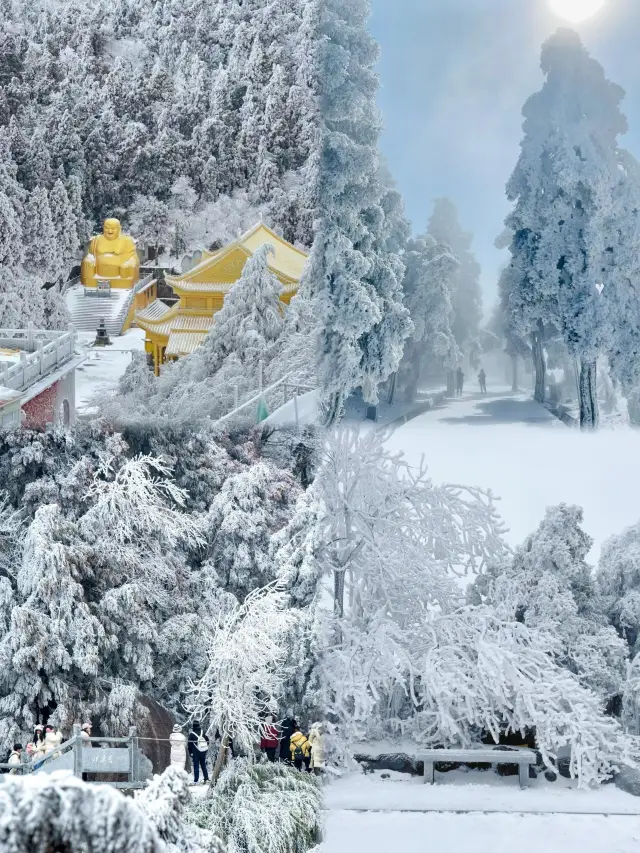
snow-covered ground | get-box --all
[387,387,640,562]
[321,772,640,852]
[323,810,640,853]
[75,328,145,416]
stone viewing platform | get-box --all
[0,325,84,429]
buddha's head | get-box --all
[103,218,122,241]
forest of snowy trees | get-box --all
[6,2,640,851]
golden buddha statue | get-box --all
[81,218,140,289]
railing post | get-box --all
[293,394,299,428]
[19,351,27,389]
[37,340,44,375]
[2,362,9,388]
[129,726,139,783]
[72,723,82,778]
[27,322,34,351]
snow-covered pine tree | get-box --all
[502,29,635,429]
[399,232,460,401]
[23,187,62,284]
[49,178,80,278]
[198,243,285,374]
[306,0,407,425]
[428,197,483,363]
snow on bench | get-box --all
[417,748,537,788]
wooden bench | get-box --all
[417,748,537,788]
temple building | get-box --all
[136,223,308,375]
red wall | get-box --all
[22,381,59,430]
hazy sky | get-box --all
[370,0,640,312]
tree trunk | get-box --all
[387,372,398,405]
[531,327,546,404]
[511,355,518,392]
[333,570,345,618]
[320,391,344,428]
[579,358,599,431]
[211,733,229,786]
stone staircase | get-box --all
[65,285,134,338]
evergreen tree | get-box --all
[199,243,286,373]
[501,29,636,429]
[399,232,460,401]
[307,0,407,425]
[23,187,61,284]
[49,179,79,279]
[428,197,483,363]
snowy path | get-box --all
[75,329,146,416]
[387,388,640,562]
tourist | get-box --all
[43,725,63,756]
[170,724,187,770]
[456,367,465,397]
[289,724,311,772]
[188,721,209,784]
[308,722,326,776]
[279,710,297,764]
[478,369,487,394]
[8,744,23,774]
[260,715,279,762]
[27,725,46,763]
[81,723,93,748]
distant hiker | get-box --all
[279,710,297,763]
[308,722,326,776]
[170,725,187,770]
[260,715,279,762]
[188,721,209,784]
[81,723,93,748]
[43,725,63,756]
[8,744,22,774]
[478,369,487,395]
[289,725,311,772]
[456,368,465,397]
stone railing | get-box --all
[0,324,78,393]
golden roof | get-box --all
[165,223,308,291]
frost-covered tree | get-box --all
[205,462,299,600]
[49,178,79,278]
[22,186,61,284]
[598,521,640,658]
[470,504,627,702]
[428,197,482,362]
[501,29,638,429]
[399,232,460,401]
[186,584,298,782]
[199,244,285,374]
[307,0,409,424]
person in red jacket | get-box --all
[260,715,279,762]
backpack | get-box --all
[192,732,208,752]
[293,743,304,760]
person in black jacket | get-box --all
[279,710,297,763]
[188,721,209,784]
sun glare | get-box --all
[549,0,607,22]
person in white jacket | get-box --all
[169,724,187,770]
[81,723,93,748]
[8,743,23,774]
[308,722,326,775]
[43,725,63,756]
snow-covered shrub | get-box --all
[139,766,225,853]
[188,759,322,853]
[0,771,216,853]
[470,504,627,701]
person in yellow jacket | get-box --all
[289,725,311,772]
